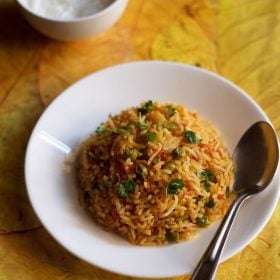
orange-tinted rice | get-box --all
[77,101,234,245]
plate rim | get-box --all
[24,61,280,278]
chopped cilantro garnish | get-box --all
[96,125,105,135]
[183,130,201,143]
[137,113,147,131]
[167,105,176,117]
[138,100,153,115]
[200,170,216,191]
[166,178,184,194]
[206,198,215,208]
[118,180,136,198]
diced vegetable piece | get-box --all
[137,113,147,131]
[166,105,176,117]
[152,156,160,163]
[166,178,184,194]
[145,132,157,142]
[136,165,148,178]
[172,147,184,158]
[166,230,179,242]
[200,170,216,191]
[162,162,176,172]
[139,123,148,130]
[206,198,215,208]
[118,180,136,198]
[96,125,105,135]
[148,111,166,123]
[158,151,167,160]
[138,100,153,115]
[196,216,208,227]
[183,130,201,143]
[129,150,138,161]
[122,149,138,161]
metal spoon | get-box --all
[191,121,279,280]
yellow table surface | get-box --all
[0,0,279,279]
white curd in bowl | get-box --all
[21,0,114,19]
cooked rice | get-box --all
[77,101,235,245]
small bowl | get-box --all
[16,0,128,41]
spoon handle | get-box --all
[191,192,250,280]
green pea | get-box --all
[162,162,176,172]
[153,156,160,163]
[136,165,148,178]
[196,216,208,227]
[172,147,184,158]
[145,132,157,142]
[123,149,138,161]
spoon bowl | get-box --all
[191,121,279,280]
[233,121,279,194]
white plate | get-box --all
[25,61,280,278]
